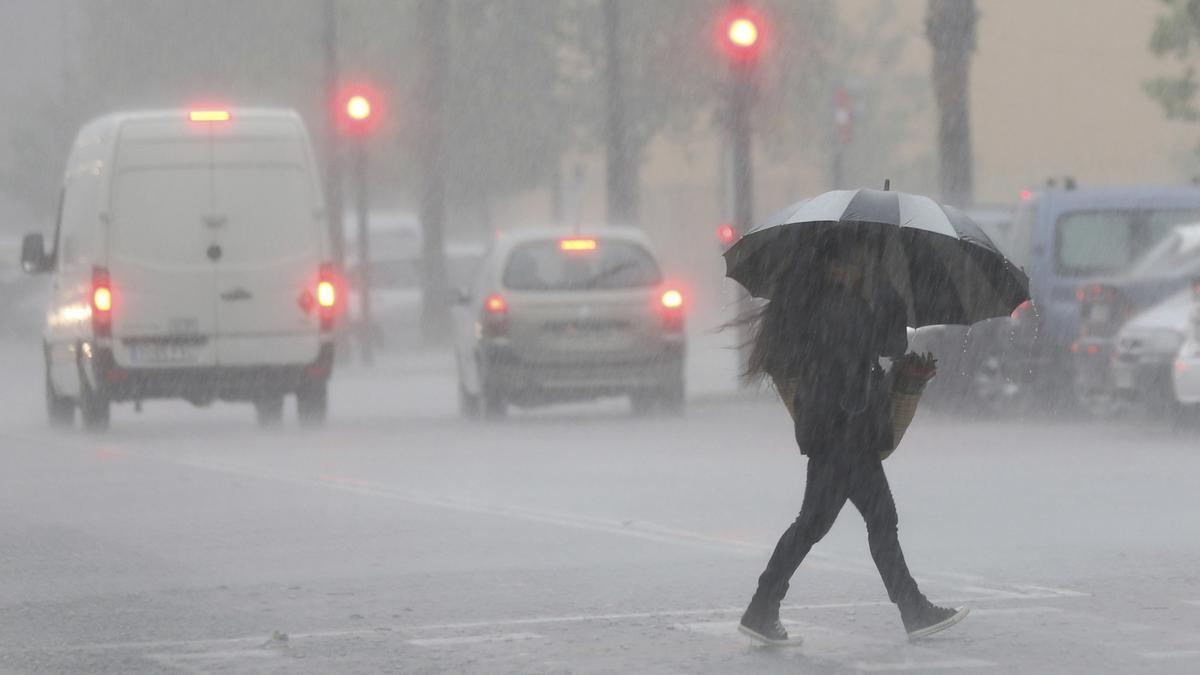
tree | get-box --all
[926,0,976,206]
[1146,0,1200,132]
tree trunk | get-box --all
[926,0,976,207]
[603,0,638,226]
[418,0,451,342]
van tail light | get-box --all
[1011,300,1033,322]
[92,266,112,337]
[481,293,509,337]
[660,289,684,332]
[318,263,337,331]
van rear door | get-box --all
[109,168,218,368]
[212,166,323,366]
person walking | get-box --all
[737,230,970,646]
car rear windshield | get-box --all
[502,239,661,291]
[1056,209,1200,276]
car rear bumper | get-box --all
[1111,357,1173,402]
[483,343,683,403]
[94,343,333,403]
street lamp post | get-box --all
[720,6,764,373]
[342,91,376,364]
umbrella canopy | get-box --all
[723,188,1031,327]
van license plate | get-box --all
[129,342,199,364]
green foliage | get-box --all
[1146,0,1200,130]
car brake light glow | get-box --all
[1019,189,1033,201]
[92,266,112,337]
[317,263,338,331]
[560,238,597,252]
[189,109,231,122]
[93,286,112,313]
[661,289,683,309]
[484,293,507,313]
[317,280,336,308]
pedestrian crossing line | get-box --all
[408,632,544,648]
[1140,649,1200,660]
[679,617,997,671]
[852,657,996,671]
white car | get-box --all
[1111,289,1192,415]
[21,108,337,430]
[344,212,483,351]
[1172,297,1200,413]
[452,227,686,417]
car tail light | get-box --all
[189,109,231,122]
[660,289,684,332]
[92,266,112,337]
[318,263,337,331]
[560,238,597,252]
[481,293,508,337]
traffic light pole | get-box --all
[730,75,755,375]
[353,137,374,365]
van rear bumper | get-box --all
[94,343,333,403]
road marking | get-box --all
[0,429,1086,618]
[408,632,544,647]
[147,650,280,675]
[970,606,1063,616]
[1140,649,1200,660]
[852,658,996,671]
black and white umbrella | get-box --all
[723,187,1031,327]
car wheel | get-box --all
[255,395,285,428]
[481,379,507,419]
[630,377,685,417]
[79,385,110,432]
[45,366,75,428]
[296,382,328,427]
[659,376,686,416]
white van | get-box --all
[20,108,337,430]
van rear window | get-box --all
[502,240,661,291]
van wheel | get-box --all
[80,388,110,432]
[254,396,285,428]
[458,379,481,419]
[45,367,75,428]
[297,382,328,427]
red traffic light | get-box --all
[337,85,382,135]
[346,95,371,122]
[717,223,738,246]
[728,18,758,49]
[719,7,765,64]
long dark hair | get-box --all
[742,229,864,383]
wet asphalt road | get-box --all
[1,340,1199,674]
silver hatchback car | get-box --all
[452,228,686,417]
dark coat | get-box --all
[775,283,908,457]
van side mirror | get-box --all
[20,233,50,274]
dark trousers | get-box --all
[752,441,923,611]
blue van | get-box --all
[999,185,1200,401]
